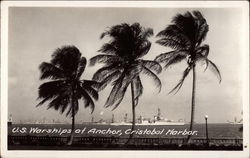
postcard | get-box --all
[1,1,249,158]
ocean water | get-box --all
[8,123,242,139]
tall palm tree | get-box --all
[37,45,99,145]
[90,23,162,144]
[155,11,221,143]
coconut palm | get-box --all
[37,45,99,145]
[90,23,162,143]
[155,11,221,143]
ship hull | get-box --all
[228,122,243,125]
[108,122,185,126]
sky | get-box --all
[8,7,244,123]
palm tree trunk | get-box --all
[187,64,196,144]
[125,82,136,145]
[67,94,75,145]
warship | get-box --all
[99,108,185,126]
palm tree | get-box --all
[155,11,221,143]
[90,23,162,144]
[37,45,99,145]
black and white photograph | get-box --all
[1,1,249,158]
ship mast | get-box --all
[157,108,161,121]
[124,113,128,122]
[112,114,115,123]
[8,114,13,122]
[8,114,13,126]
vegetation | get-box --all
[155,11,221,143]
[37,45,99,145]
[35,10,223,146]
[90,23,162,143]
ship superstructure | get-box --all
[107,108,185,126]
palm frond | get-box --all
[98,71,121,91]
[94,23,158,111]
[81,82,99,100]
[110,84,130,111]
[39,62,65,80]
[165,55,187,69]
[156,51,187,69]
[131,22,142,37]
[76,57,87,79]
[140,60,162,74]
[89,54,122,66]
[65,98,79,117]
[46,96,64,111]
[99,23,153,60]
[169,66,192,94]
[60,97,70,114]
[37,96,51,107]
[78,87,95,113]
[157,10,209,54]
[105,72,130,109]
[195,44,209,57]
[38,45,99,117]
[204,59,209,72]
[156,37,187,50]
[155,51,177,63]
[46,95,70,115]
[73,99,79,117]
[92,63,122,81]
[133,76,143,106]
[136,41,152,59]
[196,22,208,46]
[193,44,210,71]
[206,59,222,83]
[156,24,191,49]
[51,46,81,75]
[193,10,204,21]
[125,64,143,78]
[82,80,101,90]
[192,55,207,72]
[106,68,140,110]
[105,72,126,107]
[104,23,131,39]
[141,28,153,39]
[37,80,69,101]
[66,100,76,117]
[157,25,183,37]
[172,11,194,27]
[65,108,72,118]
[192,11,209,46]
[141,66,161,92]
[98,43,117,55]
[100,30,109,39]
[171,11,197,43]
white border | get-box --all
[1,1,249,158]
